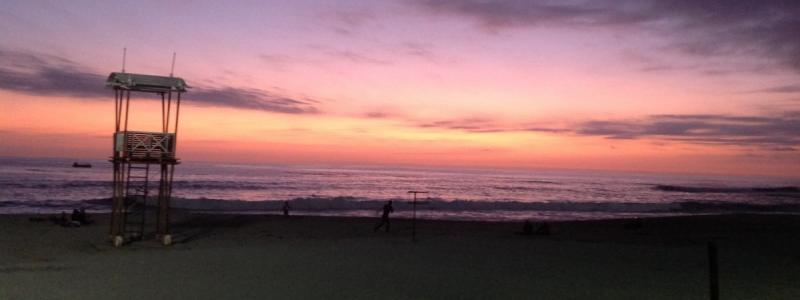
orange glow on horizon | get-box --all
[2,91,797,178]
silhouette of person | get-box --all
[71,209,83,224]
[522,220,533,235]
[62,210,80,227]
[59,211,69,226]
[374,201,394,232]
[282,201,290,217]
[535,222,551,236]
[78,208,93,225]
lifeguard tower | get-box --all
[106,70,187,246]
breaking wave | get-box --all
[653,184,800,194]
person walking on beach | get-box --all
[374,200,394,232]
[282,201,290,217]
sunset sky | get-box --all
[0,1,798,177]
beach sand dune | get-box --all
[1,213,799,299]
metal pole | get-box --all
[124,90,131,133]
[111,84,119,235]
[110,88,119,238]
[161,93,166,132]
[167,164,175,234]
[115,89,124,131]
[169,52,176,77]
[412,192,417,241]
[165,91,172,134]
[157,163,175,245]
[173,92,181,154]
[114,89,119,132]
[407,191,428,242]
[121,47,126,73]
[156,165,163,238]
[708,242,719,300]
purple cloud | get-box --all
[416,113,800,150]
[0,49,318,114]
[412,0,800,74]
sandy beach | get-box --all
[1,213,798,299]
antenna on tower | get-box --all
[122,47,127,73]
[169,52,176,77]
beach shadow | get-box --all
[169,215,255,244]
[0,265,74,274]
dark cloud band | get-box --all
[0,49,318,114]
[413,0,800,74]
[574,113,800,149]
[417,113,800,150]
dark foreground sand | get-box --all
[1,213,799,299]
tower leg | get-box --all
[156,163,174,245]
[110,160,126,246]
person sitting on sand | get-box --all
[59,211,69,226]
[624,218,643,230]
[522,220,533,235]
[78,208,93,225]
[60,211,80,227]
[535,222,551,236]
[374,201,394,232]
[68,208,93,226]
[72,209,83,224]
[282,201,291,217]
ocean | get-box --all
[1,156,798,221]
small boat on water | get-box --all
[72,162,92,168]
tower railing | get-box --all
[114,131,176,160]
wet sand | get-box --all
[1,213,799,299]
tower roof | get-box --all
[106,72,188,93]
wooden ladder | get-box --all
[123,163,151,241]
